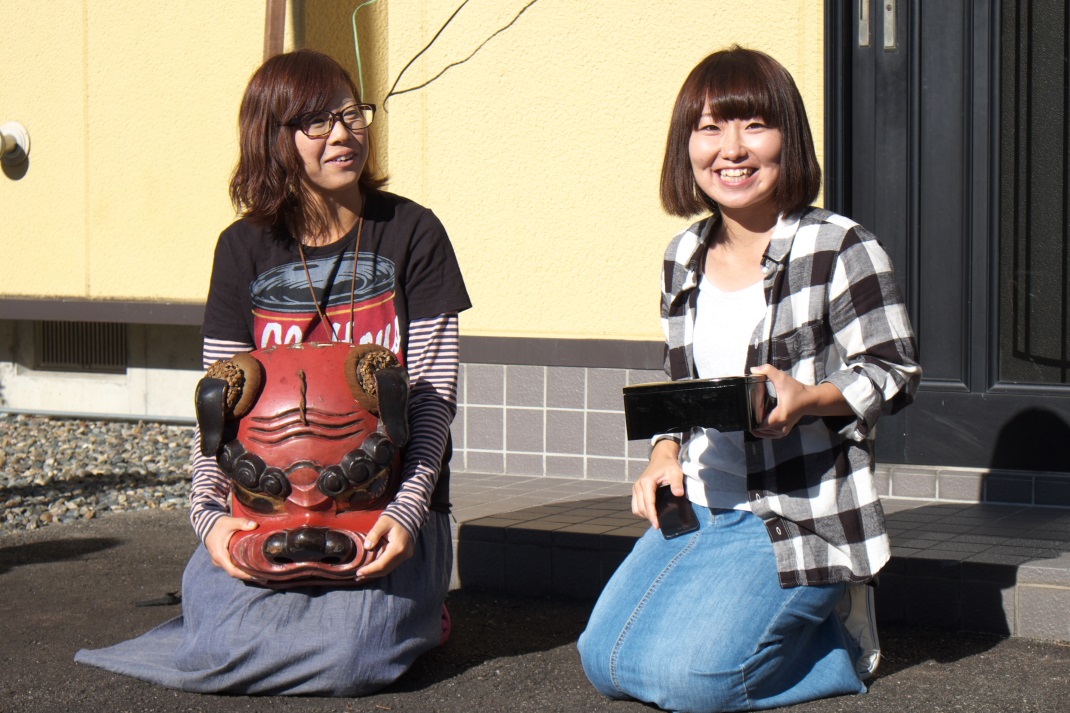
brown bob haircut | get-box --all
[660,46,821,218]
[229,49,387,235]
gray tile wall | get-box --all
[876,464,1070,508]
[451,363,663,482]
[451,362,1070,507]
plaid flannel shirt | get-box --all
[661,207,921,587]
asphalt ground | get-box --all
[2,509,1069,713]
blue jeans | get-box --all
[578,508,865,712]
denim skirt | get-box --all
[578,507,865,713]
[75,511,451,696]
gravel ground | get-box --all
[0,412,193,534]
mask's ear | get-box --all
[374,367,410,448]
[195,353,264,456]
[219,353,264,418]
[195,378,228,456]
[344,344,400,413]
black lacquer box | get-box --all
[622,375,775,440]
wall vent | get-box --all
[34,321,128,373]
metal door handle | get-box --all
[883,0,897,50]
[859,0,871,47]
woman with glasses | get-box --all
[76,49,470,696]
[577,46,920,712]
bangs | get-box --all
[678,51,784,129]
[265,52,360,124]
[705,85,780,125]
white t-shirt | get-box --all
[681,274,766,510]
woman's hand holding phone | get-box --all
[654,485,699,539]
[632,439,686,530]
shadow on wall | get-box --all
[989,407,1070,474]
[2,156,29,180]
[456,495,643,602]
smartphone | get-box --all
[655,486,699,539]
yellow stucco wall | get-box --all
[0,1,263,301]
[1,1,88,293]
[0,0,823,344]
[379,0,824,341]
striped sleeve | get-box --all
[189,336,254,542]
[381,313,460,539]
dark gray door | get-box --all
[825,0,1070,473]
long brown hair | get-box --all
[229,49,387,237]
[659,46,821,218]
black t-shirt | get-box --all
[201,189,471,512]
[203,189,471,359]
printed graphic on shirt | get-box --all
[250,250,402,357]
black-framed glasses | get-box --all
[286,104,376,138]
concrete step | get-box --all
[449,473,1070,643]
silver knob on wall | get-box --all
[0,122,30,166]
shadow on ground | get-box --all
[389,588,595,692]
[0,536,120,574]
[0,469,188,503]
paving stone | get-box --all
[1017,584,1070,641]
[454,478,1070,640]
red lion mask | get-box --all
[195,342,408,585]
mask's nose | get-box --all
[285,465,331,509]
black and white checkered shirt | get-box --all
[661,207,921,587]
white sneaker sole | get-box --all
[837,582,881,680]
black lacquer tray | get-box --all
[622,375,775,440]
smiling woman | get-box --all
[578,46,921,713]
[74,49,471,697]
[660,46,820,222]
[291,91,372,212]
[687,116,782,220]
[229,50,387,247]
